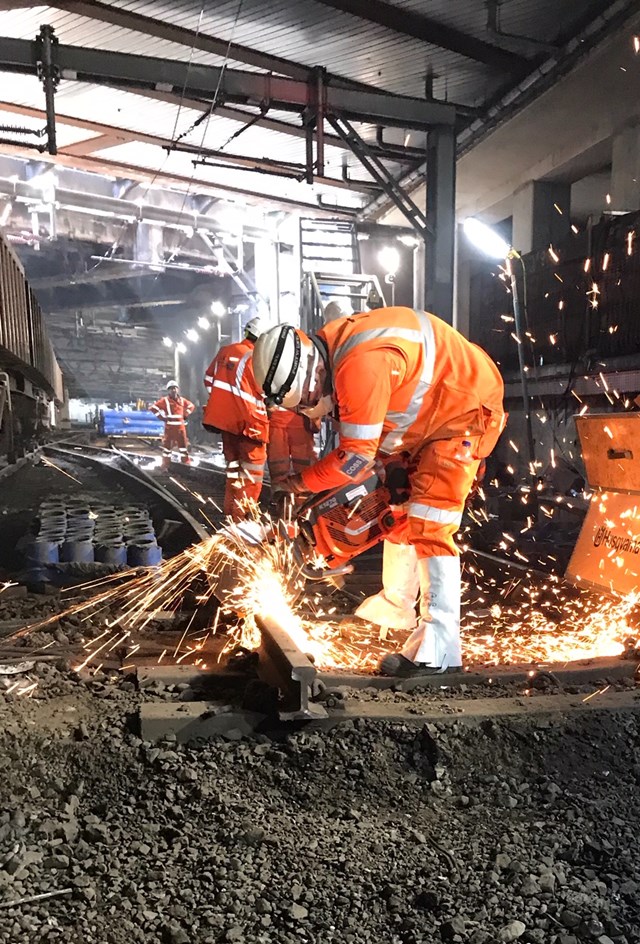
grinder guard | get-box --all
[295,462,407,573]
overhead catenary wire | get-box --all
[88,2,210,274]
[169,0,247,232]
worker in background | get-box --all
[323,301,345,325]
[150,380,195,468]
[203,317,268,520]
[267,406,317,499]
[253,307,506,677]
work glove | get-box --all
[273,474,311,518]
[382,457,411,505]
[278,473,309,496]
[272,474,311,519]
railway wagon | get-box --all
[0,230,64,464]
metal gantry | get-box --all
[0,26,459,322]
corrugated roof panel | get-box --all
[0,0,605,105]
[0,5,245,70]
[102,0,497,102]
[0,2,498,106]
[0,0,615,214]
[390,0,599,43]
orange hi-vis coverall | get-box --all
[203,339,268,520]
[267,406,316,489]
[302,307,506,669]
[150,395,195,466]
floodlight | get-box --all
[379,246,400,276]
[463,218,510,260]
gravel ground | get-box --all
[0,667,639,944]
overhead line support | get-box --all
[0,27,459,320]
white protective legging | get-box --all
[355,540,462,669]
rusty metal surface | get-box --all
[567,413,640,594]
[577,412,640,493]
[0,233,30,365]
[0,231,63,399]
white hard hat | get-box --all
[253,324,315,408]
[166,379,179,389]
[244,316,265,341]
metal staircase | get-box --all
[300,218,360,276]
[299,219,385,334]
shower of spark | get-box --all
[2,502,639,675]
[210,511,377,669]
[462,588,638,666]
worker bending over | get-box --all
[203,317,268,520]
[253,307,505,677]
[267,406,316,495]
[150,380,195,468]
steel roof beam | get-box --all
[0,91,427,169]
[0,101,379,193]
[0,34,456,130]
[313,0,527,71]
[0,175,213,229]
[141,91,426,162]
[46,0,380,93]
[47,0,313,83]
[46,296,186,314]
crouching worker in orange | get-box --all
[150,380,195,468]
[253,307,506,677]
[203,317,268,520]
[267,406,316,497]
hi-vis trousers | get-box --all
[221,431,266,521]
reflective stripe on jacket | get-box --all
[203,339,269,442]
[150,395,195,427]
[302,306,505,493]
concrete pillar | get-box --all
[413,241,425,311]
[134,222,164,266]
[253,237,278,325]
[512,181,571,254]
[57,388,71,430]
[611,120,640,212]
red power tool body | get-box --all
[294,457,409,575]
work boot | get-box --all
[378,652,444,678]
[355,540,419,630]
[400,556,463,671]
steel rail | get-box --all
[256,613,328,721]
[41,443,209,546]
